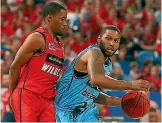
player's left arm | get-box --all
[94,92,121,106]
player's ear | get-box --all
[47,14,53,22]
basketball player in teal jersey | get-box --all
[54,25,150,122]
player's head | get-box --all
[42,2,67,35]
[149,107,159,122]
[97,25,121,57]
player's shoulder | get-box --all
[28,32,45,40]
[88,47,104,58]
[79,46,104,64]
[25,32,45,44]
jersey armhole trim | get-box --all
[33,31,47,57]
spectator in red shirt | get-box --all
[24,0,41,27]
[13,8,25,39]
[134,5,154,27]
[134,23,142,39]
[140,24,156,51]
[20,19,33,44]
[103,8,126,31]
[147,10,156,29]
[29,4,43,28]
[23,0,43,28]
[138,60,153,80]
[98,0,113,19]
[155,24,161,55]
[125,10,136,27]
[64,0,83,12]
[80,0,101,44]
[71,32,89,54]
[1,13,15,38]
[120,24,134,47]
[1,21,15,38]
[1,5,15,25]
[117,0,129,20]
[1,88,10,115]
[24,0,35,16]
[147,66,161,91]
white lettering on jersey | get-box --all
[41,63,61,76]
[47,66,53,73]
[50,67,55,74]
[53,68,60,76]
[82,89,97,100]
[41,64,50,71]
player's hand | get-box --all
[131,79,150,92]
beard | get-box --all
[99,41,116,57]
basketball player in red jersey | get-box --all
[9,2,67,122]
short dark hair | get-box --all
[42,2,66,19]
[149,107,157,112]
[143,59,152,67]
[100,25,120,36]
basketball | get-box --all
[121,90,150,119]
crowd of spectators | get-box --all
[1,0,161,122]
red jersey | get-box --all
[146,76,161,88]
[17,27,64,98]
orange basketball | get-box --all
[121,90,150,119]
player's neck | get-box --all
[42,24,55,39]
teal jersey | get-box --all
[55,44,112,109]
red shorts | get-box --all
[11,88,55,122]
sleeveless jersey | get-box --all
[17,27,64,98]
[55,44,112,109]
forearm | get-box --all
[91,75,132,90]
[94,92,121,106]
[9,65,21,96]
[105,96,121,106]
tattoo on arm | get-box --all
[94,92,121,106]
[88,49,105,75]
[94,93,107,104]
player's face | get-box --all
[149,111,158,122]
[98,30,120,57]
[51,9,67,36]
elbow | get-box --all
[9,64,15,74]
[9,64,16,71]
[9,63,20,71]
[90,74,101,86]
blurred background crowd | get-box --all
[1,0,161,122]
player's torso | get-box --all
[17,27,64,98]
[55,45,112,107]
[55,73,100,107]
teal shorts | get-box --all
[55,103,100,122]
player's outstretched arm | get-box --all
[87,49,149,92]
[9,32,45,97]
[94,92,121,106]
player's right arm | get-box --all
[9,32,45,97]
[87,49,150,92]
[94,92,121,106]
